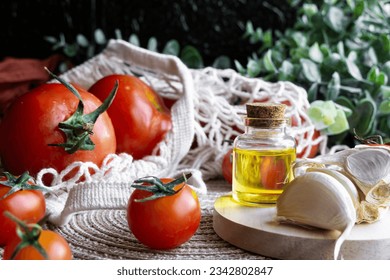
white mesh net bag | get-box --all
[41,39,327,225]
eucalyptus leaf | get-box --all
[353,0,365,18]
[326,72,341,100]
[180,46,204,69]
[278,60,294,80]
[129,34,140,46]
[300,58,321,83]
[163,40,180,56]
[44,36,57,44]
[381,86,390,99]
[247,59,261,77]
[379,100,390,114]
[263,30,273,47]
[76,34,89,48]
[345,58,363,80]
[309,42,323,63]
[147,37,158,52]
[63,44,78,57]
[325,6,346,33]
[377,72,388,86]
[307,82,319,101]
[114,29,123,40]
[367,67,379,82]
[350,98,376,136]
[303,4,318,17]
[94,29,106,45]
[291,31,307,48]
[235,60,246,75]
[213,56,231,69]
[336,96,355,111]
[364,47,378,68]
[337,41,345,58]
[263,50,277,72]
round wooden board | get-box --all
[213,194,390,260]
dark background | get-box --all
[0,0,296,66]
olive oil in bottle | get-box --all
[232,103,296,206]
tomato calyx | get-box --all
[353,128,388,146]
[1,171,51,200]
[3,211,48,260]
[131,173,192,202]
[45,68,118,154]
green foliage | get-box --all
[45,29,230,73]
[240,0,390,146]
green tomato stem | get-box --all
[3,211,49,260]
[131,173,192,202]
[1,171,51,199]
[45,68,118,154]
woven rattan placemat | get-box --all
[0,179,270,260]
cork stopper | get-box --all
[245,103,288,127]
[246,103,286,118]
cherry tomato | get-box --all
[127,177,201,250]
[296,129,321,158]
[0,82,116,179]
[260,156,287,189]
[222,149,233,184]
[89,74,172,159]
[0,174,46,247]
[3,229,72,260]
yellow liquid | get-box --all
[232,147,296,206]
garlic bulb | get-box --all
[276,172,356,260]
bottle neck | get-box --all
[245,125,287,137]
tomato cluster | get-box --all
[0,72,172,181]
[0,70,198,255]
[0,172,72,260]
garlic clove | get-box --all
[306,167,361,209]
[276,172,356,260]
[345,149,390,195]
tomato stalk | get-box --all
[0,171,51,199]
[131,173,192,202]
[3,211,48,260]
[353,128,387,145]
[45,68,118,154]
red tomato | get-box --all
[3,229,72,260]
[89,74,172,159]
[0,176,46,247]
[297,129,321,158]
[127,178,201,250]
[222,149,233,184]
[260,156,287,189]
[0,83,116,178]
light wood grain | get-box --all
[213,194,390,260]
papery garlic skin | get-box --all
[276,172,356,259]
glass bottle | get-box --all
[232,103,296,206]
